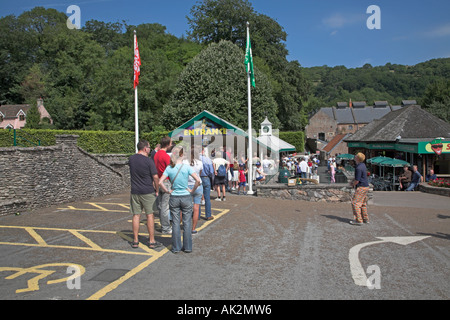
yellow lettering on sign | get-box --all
[182,127,227,136]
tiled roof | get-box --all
[0,105,31,119]
[345,105,450,142]
[323,134,347,153]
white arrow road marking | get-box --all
[349,236,431,287]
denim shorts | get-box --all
[189,184,203,205]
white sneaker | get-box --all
[201,200,205,206]
[215,198,222,201]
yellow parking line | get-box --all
[0,207,231,300]
[86,247,170,300]
[86,203,109,211]
[0,241,152,256]
[25,227,47,246]
[69,230,102,250]
[58,208,129,213]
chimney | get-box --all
[37,97,44,108]
[349,98,353,108]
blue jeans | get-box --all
[157,179,172,233]
[406,182,418,191]
[169,195,193,252]
[301,171,307,184]
[201,176,212,219]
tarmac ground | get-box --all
[0,188,448,301]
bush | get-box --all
[278,131,305,152]
[0,129,170,154]
[1,128,305,154]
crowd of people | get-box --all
[398,164,425,191]
[280,155,320,181]
[129,138,432,251]
[128,137,277,254]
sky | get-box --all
[1,0,450,68]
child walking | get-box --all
[237,164,248,195]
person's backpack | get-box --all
[217,164,226,177]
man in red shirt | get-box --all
[154,136,173,234]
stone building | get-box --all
[305,100,414,156]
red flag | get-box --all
[133,34,141,89]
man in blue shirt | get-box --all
[425,169,437,182]
[406,165,423,191]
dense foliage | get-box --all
[0,128,169,154]
[0,7,203,132]
[303,59,450,121]
[163,40,279,130]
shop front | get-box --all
[348,138,450,177]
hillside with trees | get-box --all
[303,59,450,122]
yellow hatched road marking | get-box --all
[86,203,109,211]
[58,202,129,213]
[0,225,152,256]
[25,227,47,246]
[69,230,102,250]
[0,208,231,299]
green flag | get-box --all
[245,26,255,87]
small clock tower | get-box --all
[260,117,272,136]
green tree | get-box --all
[187,0,254,46]
[24,104,41,129]
[0,7,66,104]
[186,0,310,131]
[41,27,106,129]
[422,79,450,122]
[163,40,279,130]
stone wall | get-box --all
[256,183,363,203]
[418,183,450,197]
[0,135,129,216]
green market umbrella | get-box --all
[367,156,393,177]
[367,156,392,164]
[378,158,410,189]
[378,158,410,167]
